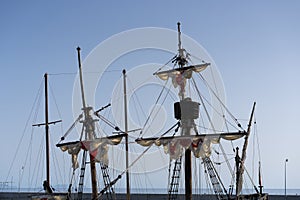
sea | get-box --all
[1,186,299,196]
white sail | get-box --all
[57,134,125,169]
[136,132,245,160]
[154,64,210,81]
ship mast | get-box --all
[236,102,256,196]
[154,22,207,200]
[151,22,213,200]
[33,73,62,193]
[178,22,192,200]
[45,73,50,186]
[76,47,98,199]
[123,69,131,200]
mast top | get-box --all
[176,22,187,67]
[77,47,87,110]
[153,22,210,99]
[177,22,182,51]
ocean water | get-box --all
[1,186,300,196]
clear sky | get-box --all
[0,0,300,191]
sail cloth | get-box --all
[154,64,210,81]
[154,63,209,97]
[136,132,246,160]
[57,134,126,169]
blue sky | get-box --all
[1,0,300,191]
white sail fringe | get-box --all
[136,132,245,160]
[154,64,209,97]
[155,64,209,81]
[58,135,124,169]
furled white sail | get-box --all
[154,63,209,97]
[136,132,245,160]
[57,134,125,169]
[154,64,210,81]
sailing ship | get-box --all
[54,22,267,200]
[134,22,268,200]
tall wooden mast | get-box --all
[236,102,256,196]
[153,22,208,200]
[154,22,210,200]
[44,73,50,186]
[76,47,98,199]
[177,22,192,200]
[123,69,131,200]
[33,73,62,193]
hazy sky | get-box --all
[1,0,300,191]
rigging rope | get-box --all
[59,114,83,142]
[48,72,77,76]
[244,166,259,194]
[2,78,44,190]
[197,73,243,130]
[31,136,44,190]
[49,81,64,135]
[153,54,177,75]
[139,78,170,137]
[191,77,236,184]
[254,117,262,163]
[98,122,180,197]
[141,81,174,137]
[50,133,65,189]
[98,104,113,135]
[127,79,145,127]
[26,92,43,188]
[94,112,120,132]
[191,77,215,131]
